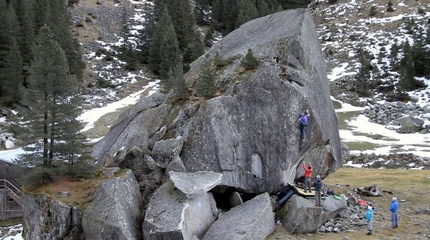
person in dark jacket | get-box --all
[390,197,399,228]
[313,175,323,207]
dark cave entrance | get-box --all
[210,185,258,211]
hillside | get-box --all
[312,0,430,104]
[68,0,430,121]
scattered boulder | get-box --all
[142,181,218,240]
[3,138,14,149]
[169,171,222,198]
[22,194,82,239]
[276,195,325,234]
[275,193,347,234]
[202,193,275,240]
[82,169,141,240]
[397,115,424,133]
[355,184,383,197]
[322,195,348,219]
[229,191,243,208]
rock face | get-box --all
[22,169,141,240]
[142,180,218,240]
[82,169,141,240]
[169,171,223,198]
[203,193,275,240]
[92,8,342,195]
[22,194,83,240]
[276,194,347,234]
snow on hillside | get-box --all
[317,0,430,157]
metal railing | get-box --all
[0,179,23,220]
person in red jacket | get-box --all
[302,162,313,193]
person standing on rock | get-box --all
[390,197,399,228]
[313,175,323,207]
[296,109,310,141]
[302,161,313,193]
[366,205,374,235]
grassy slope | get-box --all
[267,167,430,240]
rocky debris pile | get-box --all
[347,153,430,170]
[318,190,380,234]
[361,101,430,133]
[416,206,430,215]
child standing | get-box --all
[366,205,374,235]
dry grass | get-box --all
[25,169,115,211]
[267,168,430,240]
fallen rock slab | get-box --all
[203,192,274,240]
[169,171,223,198]
[143,181,218,240]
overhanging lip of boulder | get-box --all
[169,171,223,198]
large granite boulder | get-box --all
[82,169,141,240]
[203,192,275,240]
[398,115,424,133]
[275,194,347,234]
[92,8,342,195]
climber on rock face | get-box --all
[297,109,310,141]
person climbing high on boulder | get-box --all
[297,109,310,141]
[302,161,313,193]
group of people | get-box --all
[298,109,401,235]
[302,162,322,207]
[366,197,399,235]
[302,161,400,236]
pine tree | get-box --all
[240,48,260,70]
[183,31,205,71]
[196,56,217,98]
[155,0,196,53]
[167,64,188,100]
[204,27,214,47]
[387,1,394,12]
[148,5,182,79]
[355,48,372,96]
[0,39,23,106]
[256,0,272,17]
[16,25,85,168]
[235,0,258,28]
[369,6,377,17]
[12,0,35,68]
[137,2,155,64]
[399,41,414,91]
[118,3,138,71]
[194,0,211,25]
[33,0,85,80]
[0,1,22,105]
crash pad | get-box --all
[278,189,294,205]
[287,183,314,197]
